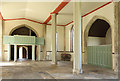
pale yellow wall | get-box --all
[46,25,52,51]
[2,20,44,61]
[106,28,112,44]
[65,23,73,51]
[87,37,106,46]
[64,23,74,61]
[3,20,44,37]
[46,25,64,51]
[46,25,65,60]
[82,3,114,31]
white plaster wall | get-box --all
[2,20,44,61]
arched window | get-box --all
[70,25,74,52]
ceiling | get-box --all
[0,0,112,25]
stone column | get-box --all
[51,13,57,64]
[14,45,17,62]
[64,27,66,53]
[43,24,47,60]
[32,45,35,61]
[26,47,28,59]
[73,2,83,74]
[118,1,120,78]
[0,19,3,61]
[38,45,41,61]
[112,2,118,72]
[8,44,11,61]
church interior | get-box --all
[0,0,119,79]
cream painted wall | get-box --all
[64,23,74,61]
[2,20,44,61]
[3,20,44,37]
[87,37,106,46]
[106,28,112,44]
[46,25,65,60]
[65,23,73,51]
[46,25,64,51]
[82,3,114,31]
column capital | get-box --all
[50,13,58,15]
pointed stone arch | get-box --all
[9,24,39,37]
[83,15,112,64]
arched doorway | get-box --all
[19,46,28,60]
[84,17,112,69]
[10,26,37,61]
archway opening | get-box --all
[88,19,111,46]
[18,47,27,59]
[10,26,37,61]
[86,19,112,69]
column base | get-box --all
[51,62,57,65]
[42,59,46,61]
[113,68,118,72]
[73,69,83,74]
[8,60,10,62]
[14,60,17,62]
[32,60,35,61]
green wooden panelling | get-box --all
[3,36,14,44]
[3,35,44,45]
[14,35,35,45]
[36,37,44,45]
[87,45,112,69]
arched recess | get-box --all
[10,24,38,61]
[84,16,112,68]
[18,46,28,59]
[9,24,39,37]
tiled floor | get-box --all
[0,60,118,79]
